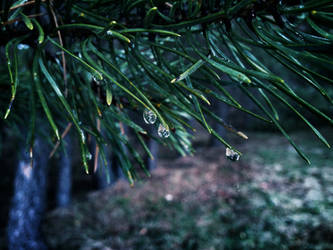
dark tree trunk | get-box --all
[55,136,72,207]
[7,138,49,250]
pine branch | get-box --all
[1,0,332,180]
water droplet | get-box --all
[143,108,157,124]
[92,75,98,82]
[106,30,113,36]
[226,148,240,161]
[86,151,92,160]
[17,44,30,50]
[158,123,170,138]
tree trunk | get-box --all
[56,136,72,207]
[7,138,49,250]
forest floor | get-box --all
[43,129,333,250]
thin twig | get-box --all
[2,13,43,26]
[221,122,248,139]
[93,118,101,173]
[49,122,72,158]
[49,0,68,96]
[94,85,102,173]
[0,0,47,14]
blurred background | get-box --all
[0,100,332,250]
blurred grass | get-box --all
[43,129,333,250]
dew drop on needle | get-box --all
[226,148,240,161]
[143,108,157,124]
[158,123,170,138]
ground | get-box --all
[43,129,333,250]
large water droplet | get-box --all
[226,148,240,161]
[143,108,157,124]
[158,123,170,138]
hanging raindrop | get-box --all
[158,123,170,138]
[143,108,157,124]
[226,148,240,161]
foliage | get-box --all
[1,0,333,178]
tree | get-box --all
[1,0,332,183]
[7,137,49,250]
